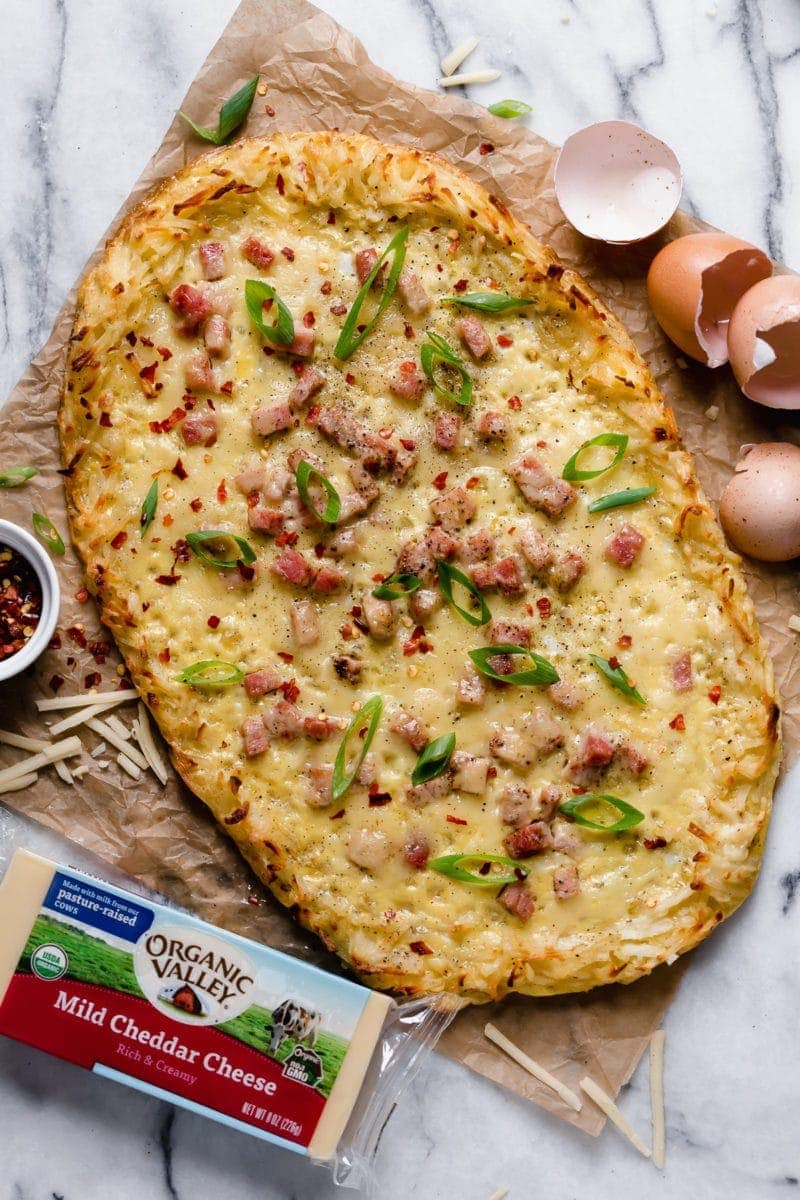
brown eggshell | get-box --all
[727,275,800,408]
[647,233,772,366]
[719,442,800,561]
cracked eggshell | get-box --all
[719,442,800,561]
[727,275,800,409]
[554,120,681,244]
[646,233,772,367]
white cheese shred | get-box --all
[437,69,501,88]
[649,1029,666,1169]
[90,741,108,759]
[0,737,83,788]
[72,764,90,779]
[134,702,169,786]
[86,718,148,770]
[788,615,800,634]
[440,35,479,77]
[0,771,39,795]
[0,729,49,752]
[48,702,120,738]
[35,691,135,713]
[104,714,132,741]
[487,1190,509,1200]
[116,752,142,780]
[579,1076,651,1158]
[484,1023,582,1112]
[54,759,74,786]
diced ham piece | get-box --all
[362,591,397,640]
[616,742,650,776]
[287,447,325,474]
[347,829,389,871]
[306,765,333,808]
[290,599,320,646]
[550,550,586,592]
[252,403,292,437]
[505,820,553,858]
[241,716,269,758]
[244,668,282,698]
[410,587,441,622]
[392,441,418,485]
[349,460,382,502]
[456,666,485,707]
[235,462,266,495]
[314,405,395,473]
[434,411,462,451]
[333,654,362,683]
[534,783,563,821]
[248,505,284,535]
[303,714,346,741]
[407,773,452,807]
[354,247,379,284]
[493,556,526,598]
[518,523,555,577]
[199,241,226,281]
[241,236,274,270]
[548,680,584,710]
[476,410,508,441]
[468,562,496,591]
[490,709,564,767]
[337,489,377,524]
[397,269,431,315]
[489,619,530,648]
[326,527,358,558]
[500,784,533,828]
[566,727,617,785]
[288,366,325,407]
[357,753,377,786]
[451,751,490,795]
[263,464,292,501]
[184,349,218,392]
[673,651,693,693]
[312,564,348,594]
[458,316,492,360]
[203,313,231,358]
[397,527,459,578]
[390,361,425,402]
[169,283,213,334]
[459,528,495,564]
[404,834,430,870]
[390,709,428,753]
[553,863,580,899]
[605,523,646,568]
[262,701,304,739]
[429,485,477,531]
[499,882,535,920]
[270,548,316,588]
[284,329,314,358]
[510,454,577,518]
[181,411,219,447]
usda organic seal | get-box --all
[30,943,68,981]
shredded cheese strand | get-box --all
[484,1023,582,1112]
[440,35,479,77]
[36,691,135,712]
[487,1190,509,1200]
[437,69,501,88]
[104,714,132,741]
[134,702,169,786]
[650,1029,666,1169]
[86,718,148,770]
[54,760,74,785]
[579,1076,651,1158]
[0,729,49,752]
[116,752,142,780]
[0,771,39,794]
[49,702,120,737]
[0,737,83,787]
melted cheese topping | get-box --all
[61,133,779,1002]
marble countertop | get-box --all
[1,1,799,1197]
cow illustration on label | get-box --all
[268,999,322,1056]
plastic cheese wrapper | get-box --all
[0,849,458,1187]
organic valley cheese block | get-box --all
[60,132,780,1003]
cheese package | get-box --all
[0,849,456,1186]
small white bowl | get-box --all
[554,119,682,244]
[0,519,61,684]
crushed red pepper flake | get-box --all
[432,471,448,491]
[497,334,513,348]
[409,940,433,955]
[172,458,188,480]
[190,497,203,513]
[644,837,668,850]
[217,479,228,502]
[329,808,346,820]
[446,814,467,826]
[281,247,295,261]
[617,634,632,648]
[277,651,294,664]
[84,671,102,689]
[453,278,468,292]
[536,597,552,619]
[478,142,494,155]
[155,573,182,586]
[280,678,300,703]
[708,685,722,704]
[49,673,64,693]
[207,614,221,629]
[74,588,89,604]
[669,713,686,731]
[110,531,128,550]
[465,475,480,490]
[507,394,522,410]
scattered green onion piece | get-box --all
[468,644,559,686]
[437,560,490,627]
[186,530,256,570]
[295,460,341,525]
[174,661,244,688]
[245,280,295,346]
[332,695,383,802]
[140,479,158,535]
[487,99,533,119]
[0,466,37,488]
[588,486,655,513]
[32,513,65,556]
[590,654,645,705]
[562,432,628,482]
[559,793,645,833]
[420,332,473,406]
[430,853,528,887]
[411,732,456,787]
[371,573,422,600]
[334,226,409,361]
[178,75,258,145]
[441,292,533,314]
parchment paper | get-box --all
[0,0,797,1137]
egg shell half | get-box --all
[719,442,800,561]
[727,274,800,409]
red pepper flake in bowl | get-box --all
[0,543,42,662]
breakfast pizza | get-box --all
[60,131,780,1003]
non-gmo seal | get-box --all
[30,943,68,981]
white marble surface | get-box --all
[1,1,799,1197]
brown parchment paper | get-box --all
[0,0,798,1138]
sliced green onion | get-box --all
[562,433,628,481]
[186,530,256,570]
[32,513,65,555]
[332,695,383,802]
[559,793,645,832]
[334,226,409,361]
[588,486,655,513]
[590,654,645,705]
[420,332,472,406]
[295,461,340,524]
[430,853,528,887]
[371,573,422,600]
[179,75,258,144]
[174,661,244,687]
[437,560,490,627]
[0,466,37,488]
[468,645,559,686]
[441,292,533,314]
[245,280,295,346]
[412,732,456,786]
[487,99,533,119]
[140,479,158,535]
